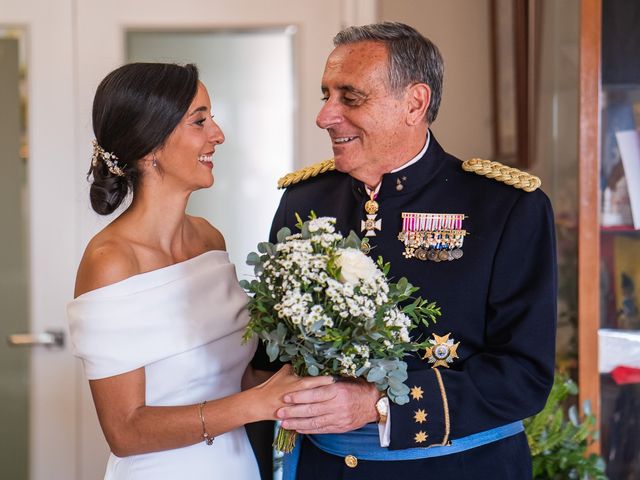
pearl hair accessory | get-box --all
[91,139,125,177]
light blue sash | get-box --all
[282,421,524,480]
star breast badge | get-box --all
[421,333,460,368]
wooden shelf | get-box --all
[601,225,640,233]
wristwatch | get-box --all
[375,393,389,424]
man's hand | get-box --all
[277,379,381,434]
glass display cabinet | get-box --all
[580,0,640,477]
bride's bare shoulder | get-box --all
[188,215,226,252]
[74,232,139,298]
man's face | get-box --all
[316,41,412,186]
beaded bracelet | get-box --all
[198,400,214,445]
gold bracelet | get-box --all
[198,400,214,445]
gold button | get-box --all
[344,454,358,468]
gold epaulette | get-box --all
[277,158,336,189]
[461,158,541,192]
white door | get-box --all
[0,1,79,480]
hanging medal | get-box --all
[361,191,382,237]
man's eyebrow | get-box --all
[320,85,367,96]
[188,106,208,116]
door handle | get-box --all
[7,329,65,349]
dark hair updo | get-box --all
[88,62,199,215]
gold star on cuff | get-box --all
[414,431,428,444]
[414,409,427,424]
[410,385,424,401]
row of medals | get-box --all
[398,229,467,262]
[361,195,468,262]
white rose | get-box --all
[335,248,381,284]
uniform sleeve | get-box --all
[250,190,289,372]
[388,191,557,450]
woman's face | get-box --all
[157,81,225,191]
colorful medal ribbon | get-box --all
[397,212,468,261]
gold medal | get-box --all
[364,199,379,215]
[415,248,428,261]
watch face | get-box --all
[376,398,388,416]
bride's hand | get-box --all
[253,364,334,420]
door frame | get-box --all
[1,1,79,479]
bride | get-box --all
[67,62,331,479]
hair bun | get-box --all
[89,163,129,215]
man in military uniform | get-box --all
[254,21,556,479]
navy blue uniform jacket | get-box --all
[254,133,557,450]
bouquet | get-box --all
[241,214,441,452]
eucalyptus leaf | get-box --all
[366,367,386,383]
[388,381,410,396]
[246,252,261,266]
[392,394,409,405]
[388,368,408,381]
[266,341,279,362]
[276,323,287,343]
[345,231,362,249]
[285,345,298,356]
[277,227,292,243]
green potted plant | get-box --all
[524,372,607,479]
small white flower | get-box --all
[308,217,336,233]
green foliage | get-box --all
[524,372,607,480]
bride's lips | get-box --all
[198,152,214,168]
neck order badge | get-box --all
[361,191,382,236]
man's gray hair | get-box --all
[333,22,444,124]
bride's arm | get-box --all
[90,363,328,457]
[241,366,274,390]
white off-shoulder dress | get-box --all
[67,250,260,480]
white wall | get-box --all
[380,0,493,161]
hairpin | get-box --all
[91,139,125,177]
